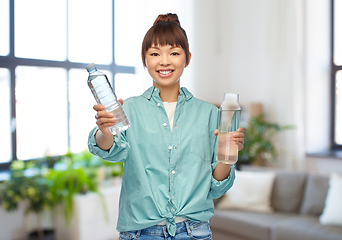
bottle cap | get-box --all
[85,63,96,72]
[221,93,241,110]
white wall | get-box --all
[189,0,342,172]
[190,0,303,169]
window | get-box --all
[332,0,342,148]
[0,1,9,56]
[0,0,134,168]
[0,68,11,164]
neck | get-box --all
[154,83,180,102]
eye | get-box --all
[171,52,180,56]
[150,53,159,56]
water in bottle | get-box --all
[217,93,241,164]
[86,63,130,135]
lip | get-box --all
[156,69,174,78]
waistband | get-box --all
[136,220,208,237]
[157,217,186,225]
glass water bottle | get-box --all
[217,93,241,164]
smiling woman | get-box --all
[141,14,191,102]
[141,14,191,67]
[145,45,188,96]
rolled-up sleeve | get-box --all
[88,127,130,162]
[209,163,235,199]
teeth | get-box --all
[159,70,172,75]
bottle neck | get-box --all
[88,68,97,74]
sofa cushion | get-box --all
[271,171,307,212]
[272,215,342,240]
[299,174,329,215]
[216,170,276,212]
[210,209,295,240]
[319,173,342,226]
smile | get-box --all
[157,70,174,77]
[158,70,174,74]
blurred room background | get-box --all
[0,0,341,239]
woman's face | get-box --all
[145,44,189,90]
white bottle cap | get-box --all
[221,93,241,110]
[86,63,96,72]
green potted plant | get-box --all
[48,152,101,226]
[0,161,56,239]
[70,149,124,186]
[0,150,115,239]
[238,113,294,166]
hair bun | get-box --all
[154,13,181,26]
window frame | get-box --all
[0,0,135,169]
[331,0,342,150]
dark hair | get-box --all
[141,13,190,67]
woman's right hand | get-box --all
[93,99,123,150]
[93,99,124,137]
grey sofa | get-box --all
[210,170,342,240]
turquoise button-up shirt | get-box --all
[88,87,235,236]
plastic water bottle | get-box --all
[216,93,241,164]
[86,63,130,135]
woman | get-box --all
[88,13,245,240]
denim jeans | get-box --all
[119,220,212,240]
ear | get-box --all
[185,52,192,68]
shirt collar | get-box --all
[142,86,193,102]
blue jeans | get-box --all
[119,220,212,240]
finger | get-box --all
[237,127,245,132]
[234,137,245,144]
[99,122,116,128]
[233,132,244,138]
[95,111,113,120]
[93,104,105,111]
[96,117,117,126]
[214,129,219,136]
[118,98,124,105]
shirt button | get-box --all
[168,146,172,150]
[154,88,157,91]
[157,103,160,106]
[172,170,175,174]
[176,125,178,128]
[163,123,167,127]
[172,196,175,200]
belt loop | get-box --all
[184,220,192,236]
[136,230,141,238]
[163,225,169,238]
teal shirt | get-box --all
[88,87,235,236]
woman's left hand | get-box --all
[214,127,245,151]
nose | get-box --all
[160,54,170,66]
